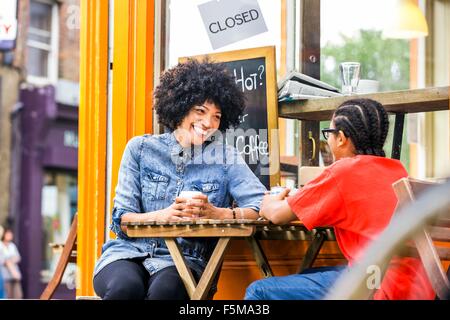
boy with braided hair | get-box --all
[245,98,435,300]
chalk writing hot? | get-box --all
[233,65,265,93]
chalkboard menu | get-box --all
[182,46,280,188]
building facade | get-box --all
[0,0,80,298]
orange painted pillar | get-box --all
[78,0,155,296]
[78,0,109,297]
[110,0,155,224]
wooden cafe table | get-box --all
[122,218,335,300]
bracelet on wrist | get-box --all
[239,207,244,219]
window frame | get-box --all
[26,0,59,85]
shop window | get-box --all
[166,0,295,182]
[166,0,298,185]
[166,0,281,68]
[320,0,411,92]
[319,0,421,172]
[41,171,77,289]
[27,0,59,84]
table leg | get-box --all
[165,237,232,300]
[297,230,326,273]
[165,238,197,298]
[191,237,231,300]
[246,237,274,278]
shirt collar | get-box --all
[164,130,219,160]
[164,132,184,158]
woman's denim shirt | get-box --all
[94,132,266,283]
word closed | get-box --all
[208,9,260,34]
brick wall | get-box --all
[12,0,29,72]
[0,68,20,225]
[12,0,80,82]
[58,0,80,82]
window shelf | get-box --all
[278,86,449,121]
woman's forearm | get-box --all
[235,208,259,220]
[120,207,259,232]
[120,211,164,232]
[10,256,20,264]
[212,207,259,220]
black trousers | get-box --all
[93,259,197,300]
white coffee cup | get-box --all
[179,190,203,199]
[269,186,298,196]
[179,191,204,218]
[356,79,380,94]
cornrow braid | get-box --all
[334,105,372,153]
[374,101,389,148]
[364,102,387,155]
[332,98,389,157]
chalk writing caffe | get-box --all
[208,9,261,34]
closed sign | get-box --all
[198,0,268,50]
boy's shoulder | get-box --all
[329,155,406,176]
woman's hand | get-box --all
[156,198,194,221]
[121,199,195,229]
[5,260,20,280]
[182,194,226,219]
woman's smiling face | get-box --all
[175,100,222,146]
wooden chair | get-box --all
[392,177,450,299]
[40,214,77,300]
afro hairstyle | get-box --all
[154,58,245,132]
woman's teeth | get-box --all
[193,126,207,136]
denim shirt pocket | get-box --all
[193,181,221,206]
[141,170,170,201]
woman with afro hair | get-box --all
[245,98,435,300]
[93,59,266,300]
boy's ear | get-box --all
[336,130,347,147]
[338,131,356,154]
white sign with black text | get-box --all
[198,0,268,50]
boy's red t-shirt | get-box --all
[286,155,435,300]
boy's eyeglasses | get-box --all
[321,128,340,140]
